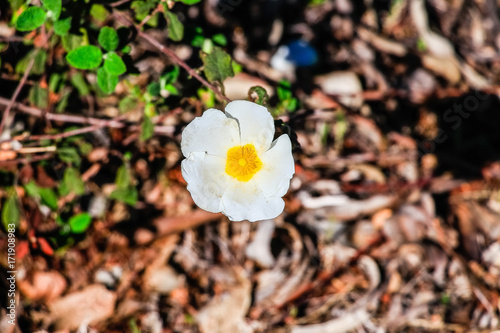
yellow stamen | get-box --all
[226,144,262,182]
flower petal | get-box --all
[221,179,285,222]
[181,152,230,213]
[181,109,240,158]
[253,134,295,197]
[224,100,274,154]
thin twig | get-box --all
[113,11,231,103]
[0,153,54,166]
[0,96,126,127]
[0,58,35,135]
[109,0,134,7]
[0,97,175,143]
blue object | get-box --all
[285,40,318,67]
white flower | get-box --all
[181,100,295,222]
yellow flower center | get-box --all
[226,144,262,182]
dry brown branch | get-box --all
[0,58,35,134]
[0,98,174,142]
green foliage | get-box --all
[97,67,119,94]
[62,33,85,52]
[98,27,120,52]
[212,33,227,46]
[16,6,47,31]
[57,147,82,166]
[119,96,138,113]
[141,115,154,141]
[90,4,109,22]
[54,17,71,36]
[131,0,159,24]
[177,0,202,4]
[2,194,20,229]
[248,86,270,105]
[110,165,138,205]
[277,79,298,112]
[68,213,92,233]
[334,109,348,151]
[159,66,180,96]
[147,82,161,97]
[66,45,103,70]
[16,49,47,75]
[25,181,58,210]
[29,84,48,108]
[201,47,234,84]
[59,167,85,196]
[109,187,138,206]
[103,52,127,75]
[165,11,184,42]
[116,165,131,188]
[42,0,62,20]
[70,72,90,96]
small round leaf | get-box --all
[16,7,47,31]
[98,26,119,51]
[97,67,119,94]
[103,52,126,75]
[42,0,62,20]
[66,45,102,70]
[54,17,71,36]
[68,213,92,233]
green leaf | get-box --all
[90,4,109,22]
[98,27,119,52]
[54,17,71,36]
[277,79,292,101]
[165,11,184,42]
[66,45,102,70]
[61,33,84,52]
[119,96,138,113]
[115,165,131,189]
[2,195,20,230]
[33,49,47,75]
[103,52,126,75]
[16,49,46,75]
[49,73,61,92]
[56,89,71,112]
[147,82,160,97]
[131,0,157,20]
[59,167,85,196]
[144,103,156,117]
[201,47,234,84]
[29,84,48,108]
[16,6,47,31]
[58,147,81,166]
[9,0,24,12]
[160,66,180,85]
[164,83,179,96]
[24,181,39,198]
[110,187,138,206]
[68,213,92,233]
[70,72,90,96]
[201,38,213,54]
[141,116,154,141]
[212,33,227,46]
[248,86,269,105]
[42,0,61,20]
[38,187,58,210]
[97,67,119,94]
[177,0,202,4]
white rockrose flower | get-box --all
[181,100,295,222]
